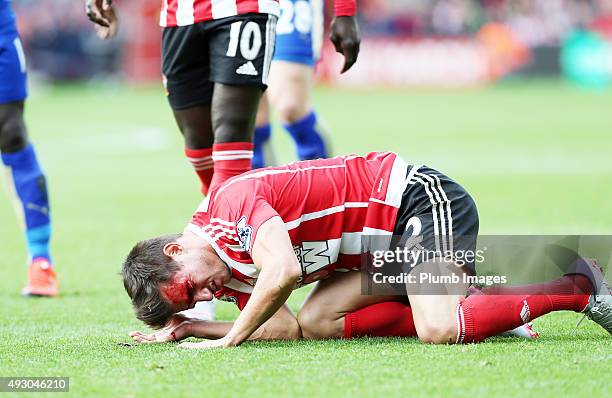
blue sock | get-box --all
[284,111,328,161]
[253,124,271,169]
[1,145,52,263]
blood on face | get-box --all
[162,276,194,307]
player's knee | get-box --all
[179,124,213,149]
[0,112,28,153]
[296,308,317,338]
[276,101,309,124]
[297,307,339,339]
[212,85,260,141]
[416,320,458,345]
[172,107,214,149]
[212,112,253,142]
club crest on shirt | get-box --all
[236,216,253,251]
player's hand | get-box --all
[129,315,193,344]
[86,0,119,39]
[178,336,233,350]
[329,16,361,73]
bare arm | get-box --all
[224,216,301,345]
[130,304,300,344]
[191,305,300,341]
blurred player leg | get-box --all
[0,32,57,296]
[253,94,275,169]
[253,0,330,166]
[267,61,330,161]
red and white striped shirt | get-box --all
[159,0,357,28]
[186,152,414,309]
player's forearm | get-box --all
[191,315,300,341]
[335,0,357,16]
[224,266,299,346]
[190,320,234,340]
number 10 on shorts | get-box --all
[226,21,263,61]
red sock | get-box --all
[344,301,418,338]
[457,275,592,343]
[210,142,253,191]
[185,147,213,195]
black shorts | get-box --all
[393,165,480,274]
[161,13,277,110]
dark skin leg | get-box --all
[172,105,214,149]
[0,101,29,154]
[211,83,262,143]
[171,84,262,148]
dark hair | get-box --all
[121,234,182,329]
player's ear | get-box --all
[163,242,183,258]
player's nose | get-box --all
[194,288,214,302]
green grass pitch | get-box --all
[0,81,610,397]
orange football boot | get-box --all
[22,258,59,297]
